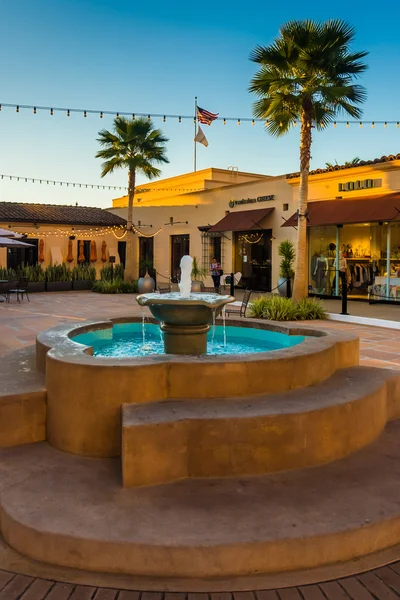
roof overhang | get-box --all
[209,207,274,232]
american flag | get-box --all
[197,106,218,125]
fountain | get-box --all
[137,255,235,355]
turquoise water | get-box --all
[73,323,304,357]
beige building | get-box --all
[109,156,400,302]
[0,203,126,276]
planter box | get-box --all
[72,280,94,291]
[27,282,46,293]
[46,281,73,292]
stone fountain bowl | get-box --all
[136,292,235,326]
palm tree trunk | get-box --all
[124,169,136,282]
[292,105,312,300]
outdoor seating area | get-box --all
[0,277,30,303]
[225,289,252,317]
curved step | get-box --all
[0,347,46,448]
[122,366,399,486]
[2,424,400,578]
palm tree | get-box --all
[249,20,368,298]
[96,117,169,281]
[325,157,361,168]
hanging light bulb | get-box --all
[163,115,166,122]
[100,111,103,118]
[147,114,151,121]
[397,122,400,128]
[346,122,349,128]
[238,119,241,125]
[372,122,375,128]
[333,122,337,128]
[359,122,363,128]
[223,118,226,125]
[293,121,297,127]
[50,108,53,115]
[16,105,19,113]
[178,116,181,123]
[116,112,119,117]
[84,110,87,118]
[132,113,135,119]
[67,109,70,117]
[384,122,388,128]
[251,119,255,126]
[279,121,283,127]
[33,107,37,114]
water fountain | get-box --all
[137,255,235,355]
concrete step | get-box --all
[0,347,46,448]
[2,424,400,578]
[122,366,400,486]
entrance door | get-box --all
[234,230,272,291]
[171,235,190,283]
[139,237,154,279]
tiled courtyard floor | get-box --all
[0,291,400,371]
[1,291,400,598]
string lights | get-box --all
[1,102,399,127]
[0,174,205,194]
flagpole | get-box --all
[194,96,197,172]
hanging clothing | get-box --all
[314,257,328,290]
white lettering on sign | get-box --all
[338,179,381,192]
[229,195,274,208]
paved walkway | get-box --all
[3,564,400,598]
[1,291,400,370]
[1,291,400,597]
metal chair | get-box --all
[8,277,30,302]
[4,279,20,302]
[157,284,172,294]
[225,290,252,317]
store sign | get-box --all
[338,179,382,192]
[229,195,274,208]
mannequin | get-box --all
[314,254,329,292]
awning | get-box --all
[209,207,274,232]
[282,193,400,227]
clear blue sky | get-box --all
[0,0,399,208]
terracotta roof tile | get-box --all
[0,203,126,226]
[286,153,400,179]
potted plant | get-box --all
[277,240,295,298]
[191,256,208,292]
[72,264,96,290]
[18,264,46,293]
[138,258,155,294]
[45,263,73,292]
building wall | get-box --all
[109,175,296,287]
[0,222,124,276]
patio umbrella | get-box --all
[101,240,107,263]
[0,238,34,248]
[78,240,85,263]
[38,239,45,263]
[0,227,24,239]
[90,240,97,263]
[66,239,74,263]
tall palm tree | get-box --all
[96,117,169,281]
[249,20,368,298]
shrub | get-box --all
[278,240,295,279]
[295,298,327,320]
[248,295,326,321]
[18,264,46,282]
[92,279,138,294]
[45,264,72,282]
[71,264,96,282]
[0,267,17,280]
[100,264,124,282]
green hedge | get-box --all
[71,264,96,282]
[92,279,138,294]
[100,264,124,282]
[248,296,326,321]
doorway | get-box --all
[138,237,154,279]
[7,239,39,270]
[171,235,190,283]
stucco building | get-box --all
[109,156,400,302]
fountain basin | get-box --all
[136,292,235,354]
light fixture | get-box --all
[163,115,166,122]
[178,116,181,123]
[251,119,255,126]
[359,122,362,128]
[223,118,226,125]
[50,108,53,115]
[100,111,103,118]
[372,121,375,128]
[237,119,240,125]
[16,105,19,113]
[346,122,349,128]
[333,122,336,128]
[33,107,37,114]
[384,122,387,128]
[84,110,87,117]
[67,109,70,117]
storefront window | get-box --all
[308,226,337,296]
[201,232,223,271]
[234,230,271,291]
[370,223,400,302]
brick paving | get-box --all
[2,567,400,598]
[1,291,400,596]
